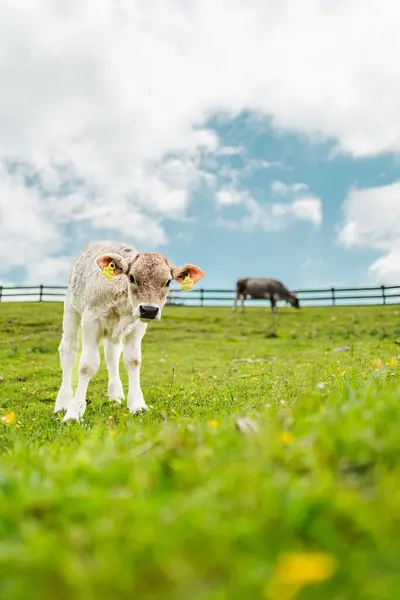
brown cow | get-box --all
[234,278,300,313]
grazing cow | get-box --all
[234,278,300,313]
[55,241,204,422]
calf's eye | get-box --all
[165,280,171,287]
[129,274,135,284]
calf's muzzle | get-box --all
[139,305,159,320]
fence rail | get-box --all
[0,284,400,306]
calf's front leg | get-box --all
[123,320,148,414]
[54,304,80,413]
[104,338,124,403]
[63,313,101,422]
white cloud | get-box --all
[369,251,400,282]
[216,178,321,230]
[271,181,290,195]
[217,189,322,231]
[2,0,399,161]
[23,257,73,286]
[0,166,62,274]
[244,159,280,172]
[271,181,309,195]
[338,182,400,250]
[338,181,400,281]
[211,157,279,191]
[268,196,322,227]
[290,197,322,227]
[1,0,400,281]
[0,152,215,276]
[215,146,245,157]
[216,187,250,206]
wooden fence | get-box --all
[0,284,400,306]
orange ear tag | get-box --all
[102,261,116,281]
[180,274,194,291]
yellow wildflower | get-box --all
[281,432,294,445]
[387,358,397,367]
[208,420,220,428]
[1,412,17,425]
[275,551,337,584]
[167,394,172,399]
[265,551,337,600]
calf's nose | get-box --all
[139,305,159,320]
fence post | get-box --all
[0,286,2,302]
[200,288,204,307]
[381,285,386,305]
[39,285,44,302]
[331,287,336,306]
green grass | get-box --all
[0,302,400,600]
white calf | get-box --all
[55,241,204,422]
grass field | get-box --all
[0,302,400,600]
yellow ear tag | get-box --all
[180,274,194,291]
[102,261,116,281]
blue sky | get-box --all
[149,116,400,291]
[1,0,400,292]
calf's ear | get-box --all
[95,253,129,276]
[172,264,205,285]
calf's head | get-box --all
[95,252,204,320]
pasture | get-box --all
[0,302,399,599]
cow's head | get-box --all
[288,292,300,309]
[95,252,204,320]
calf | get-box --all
[55,241,204,422]
[234,278,300,313]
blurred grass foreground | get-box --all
[0,302,399,599]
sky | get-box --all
[1,0,400,292]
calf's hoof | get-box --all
[128,406,148,416]
[62,403,86,423]
[108,381,125,404]
[54,390,73,413]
